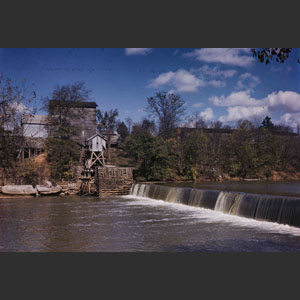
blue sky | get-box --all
[1,48,300,129]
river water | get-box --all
[1,181,300,252]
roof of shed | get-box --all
[86,133,107,141]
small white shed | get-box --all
[85,134,106,152]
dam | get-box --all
[130,183,300,228]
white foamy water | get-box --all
[122,195,300,237]
[2,194,300,252]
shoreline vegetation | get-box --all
[1,171,299,199]
[138,171,300,185]
[1,80,300,194]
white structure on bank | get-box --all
[84,133,107,169]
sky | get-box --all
[0,48,300,130]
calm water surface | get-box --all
[1,189,300,252]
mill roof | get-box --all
[49,100,98,109]
[21,115,49,125]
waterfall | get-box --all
[130,183,300,228]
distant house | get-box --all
[99,130,120,147]
[175,127,298,150]
[178,127,297,137]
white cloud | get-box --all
[210,90,261,107]
[236,73,260,90]
[192,65,237,78]
[211,90,300,128]
[192,102,204,108]
[199,108,214,122]
[148,68,228,93]
[279,112,300,129]
[271,65,293,74]
[183,48,254,67]
[125,48,152,56]
[173,70,205,92]
[148,69,205,93]
[210,90,300,114]
[219,106,268,123]
[266,91,300,113]
[208,80,226,88]
[149,71,175,87]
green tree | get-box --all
[123,129,170,181]
[183,131,209,180]
[45,137,80,180]
[225,120,258,178]
[117,121,129,144]
[166,137,184,178]
[261,116,274,130]
[44,82,89,180]
[256,128,280,178]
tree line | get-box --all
[119,92,300,181]
[121,116,300,182]
[1,78,300,183]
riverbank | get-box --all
[137,170,300,184]
[0,181,81,198]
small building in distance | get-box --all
[177,127,298,137]
[99,129,120,147]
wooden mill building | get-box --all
[20,100,107,169]
[48,100,98,146]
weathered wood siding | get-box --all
[96,167,133,197]
[69,107,97,145]
[48,101,98,146]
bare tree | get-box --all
[210,120,223,129]
[184,112,207,129]
[96,108,119,162]
[0,76,35,180]
[125,117,133,134]
[146,91,186,139]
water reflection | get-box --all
[1,195,300,252]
